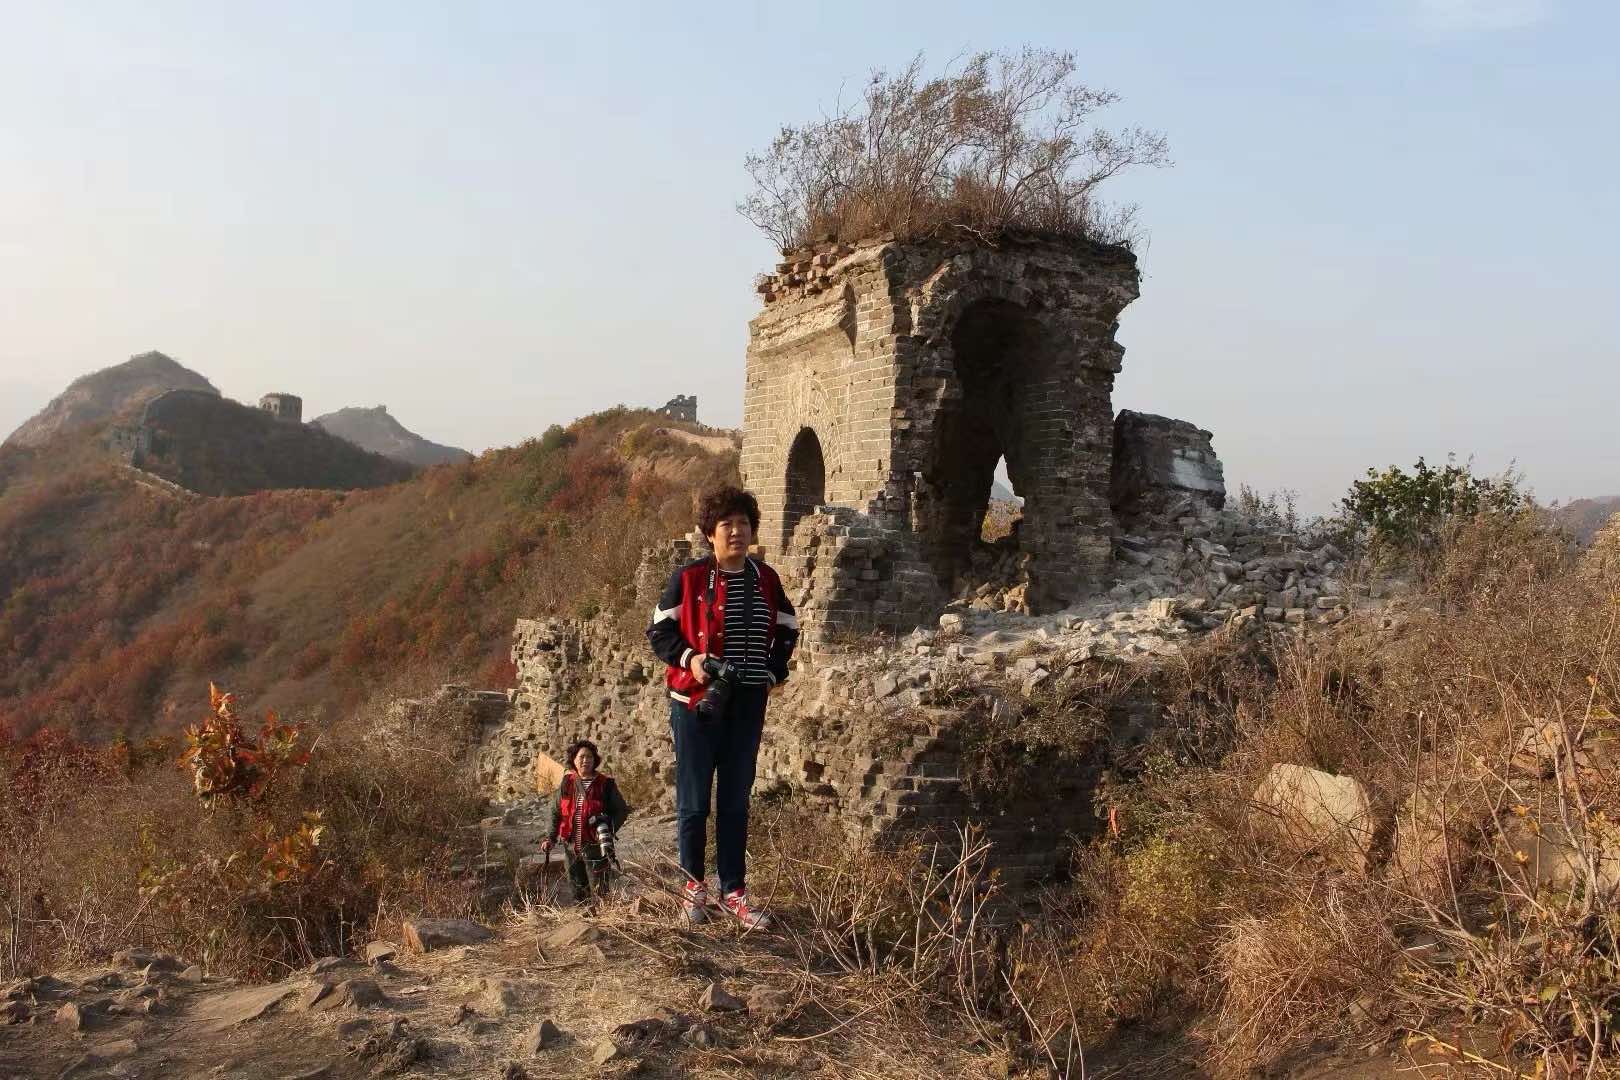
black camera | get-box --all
[696,655,738,721]
[587,813,619,868]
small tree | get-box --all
[740,49,1170,252]
[1336,456,1528,554]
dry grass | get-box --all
[920,511,1620,1077]
[496,825,1016,1079]
[1055,512,1620,1076]
[1,687,486,980]
[1211,876,1400,1071]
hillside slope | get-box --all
[134,391,417,495]
[0,410,737,743]
[1554,494,1620,544]
[312,404,473,467]
[3,351,218,448]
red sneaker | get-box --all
[721,888,769,929]
[681,880,709,925]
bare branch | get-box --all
[737,48,1170,253]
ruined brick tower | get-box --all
[741,234,1140,645]
[258,393,303,423]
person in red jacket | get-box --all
[647,486,798,928]
[539,740,631,903]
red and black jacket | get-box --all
[545,770,631,851]
[646,556,799,706]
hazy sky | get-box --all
[2,0,1615,511]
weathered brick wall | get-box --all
[1111,410,1227,529]
[742,234,1140,637]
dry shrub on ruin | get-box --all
[740,48,1170,252]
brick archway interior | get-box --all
[919,299,1057,594]
[782,427,827,547]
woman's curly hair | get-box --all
[697,486,761,540]
[564,739,601,770]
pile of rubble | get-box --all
[775,502,1374,725]
[947,500,1357,635]
[1106,501,1356,627]
[952,529,1032,614]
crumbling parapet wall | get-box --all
[774,508,943,652]
[742,234,1140,639]
[1111,410,1226,529]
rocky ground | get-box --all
[2,810,1489,1080]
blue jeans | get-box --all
[669,684,767,896]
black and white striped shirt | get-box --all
[720,567,772,685]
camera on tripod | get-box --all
[696,655,738,721]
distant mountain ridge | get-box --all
[1554,496,1620,545]
[311,405,472,467]
[4,351,218,448]
[133,392,415,496]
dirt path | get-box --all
[1,813,1474,1080]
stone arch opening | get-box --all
[782,427,826,546]
[919,299,1070,609]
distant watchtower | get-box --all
[656,395,697,423]
[259,393,303,423]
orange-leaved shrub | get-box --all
[1,684,484,980]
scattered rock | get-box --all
[479,977,519,1015]
[699,981,745,1012]
[1252,764,1378,872]
[684,1023,720,1049]
[1147,597,1179,620]
[187,977,302,1033]
[308,956,348,974]
[540,919,598,951]
[520,1018,562,1053]
[501,1064,530,1080]
[86,1038,140,1062]
[53,1002,86,1030]
[591,1038,622,1065]
[401,918,493,953]
[614,1016,676,1043]
[1499,813,1620,896]
[297,981,335,1011]
[747,984,795,1020]
[112,948,183,974]
[288,1066,334,1080]
[2,999,29,1024]
[364,941,398,966]
[176,965,204,984]
[308,978,386,1012]
[337,1017,372,1039]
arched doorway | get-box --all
[916,298,1078,609]
[782,427,826,547]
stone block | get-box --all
[1252,764,1379,872]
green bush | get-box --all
[1337,455,1527,555]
